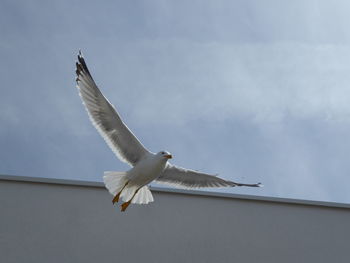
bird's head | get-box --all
[157,151,172,160]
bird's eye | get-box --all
[161,151,165,154]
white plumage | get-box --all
[75,51,261,211]
[104,172,154,204]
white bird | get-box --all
[75,52,261,212]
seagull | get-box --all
[75,51,261,212]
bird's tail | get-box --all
[120,184,154,204]
[103,171,154,204]
[103,171,128,196]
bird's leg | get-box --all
[120,187,141,212]
[112,181,129,204]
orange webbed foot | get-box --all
[120,201,131,212]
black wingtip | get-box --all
[233,181,263,187]
[77,50,83,62]
[250,182,263,187]
[75,50,93,79]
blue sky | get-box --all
[1,0,350,203]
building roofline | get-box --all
[1,174,349,210]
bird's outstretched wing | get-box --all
[75,51,151,166]
[156,164,262,189]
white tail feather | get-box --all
[131,186,154,204]
[103,171,128,195]
[120,185,137,201]
[119,184,154,204]
[103,171,154,205]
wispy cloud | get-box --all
[1,0,350,203]
[101,40,350,125]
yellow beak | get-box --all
[165,154,172,159]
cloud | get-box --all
[98,40,350,127]
[1,0,350,203]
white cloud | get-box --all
[2,0,350,203]
[101,40,350,126]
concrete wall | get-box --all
[1,175,350,263]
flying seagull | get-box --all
[75,51,261,212]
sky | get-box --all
[1,0,350,203]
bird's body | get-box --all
[127,152,169,186]
[75,51,261,211]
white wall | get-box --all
[1,175,350,263]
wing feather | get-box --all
[156,164,261,189]
[75,52,151,166]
